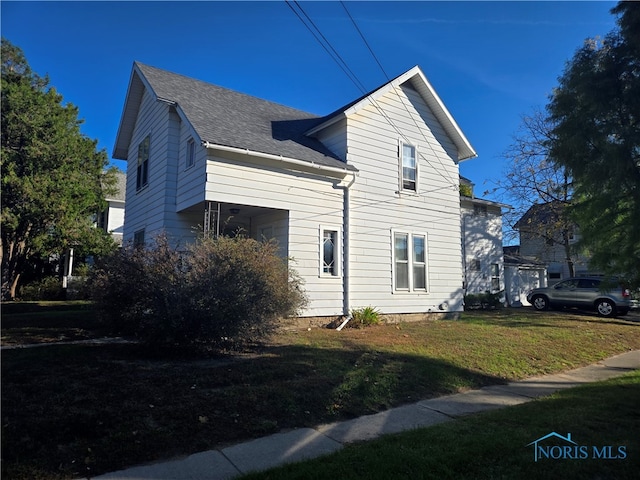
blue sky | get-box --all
[2,1,617,202]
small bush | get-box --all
[349,306,382,328]
[19,276,65,301]
[464,291,504,310]
[88,234,307,351]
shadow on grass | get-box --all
[1,341,503,479]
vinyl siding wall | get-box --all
[461,201,504,295]
[123,91,200,245]
[345,83,464,313]
[204,152,347,316]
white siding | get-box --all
[345,83,464,313]
[519,230,591,280]
[123,91,199,245]
[106,201,125,239]
[461,200,505,295]
[314,120,347,161]
[205,152,346,316]
[176,121,207,212]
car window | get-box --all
[555,280,578,289]
[577,279,600,289]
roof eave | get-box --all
[305,66,477,161]
[112,63,155,160]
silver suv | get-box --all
[527,277,631,317]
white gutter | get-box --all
[201,141,354,176]
[332,164,357,327]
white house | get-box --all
[459,177,509,297]
[515,202,593,282]
[97,170,126,245]
[503,245,547,307]
[113,63,477,321]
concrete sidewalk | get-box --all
[91,350,640,480]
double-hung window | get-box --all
[393,231,428,292]
[320,227,340,277]
[400,142,417,192]
[490,263,500,292]
[186,138,195,169]
[136,135,150,191]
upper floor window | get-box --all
[393,231,428,292]
[400,143,417,192]
[186,138,195,169]
[474,204,488,217]
[136,135,150,191]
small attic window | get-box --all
[186,138,195,169]
[136,135,150,191]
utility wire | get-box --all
[288,1,460,191]
[341,1,390,82]
[340,1,460,187]
[286,1,366,93]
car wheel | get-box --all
[596,299,616,317]
[532,295,549,311]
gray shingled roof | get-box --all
[126,63,356,172]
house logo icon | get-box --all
[527,432,578,462]
[526,432,628,462]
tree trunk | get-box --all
[562,230,575,278]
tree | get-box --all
[547,2,640,287]
[494,109,578,277]
[1,39,117,300]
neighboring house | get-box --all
[515,202,592,281]
[97,170,126,245]
[503,245,547,307]
[460,176,509,297]
[113,63,477,320]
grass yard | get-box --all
[1,301,108,346]
[242,371,640,480]
[1,305,639,478]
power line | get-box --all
[341,1,390,82]
[341,1,460,186]
[287,1,460,191]
[285,1,366,93]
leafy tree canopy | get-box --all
[1,38,117,300]
[547,2,640,287]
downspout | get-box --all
[336,171,356,330]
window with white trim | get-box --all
[186,138,195,169]
[393,231,428,292]
[136,135,150,191]
[400,142,417,192]
[320,228,340,277]
[490,263,500,291]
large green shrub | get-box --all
[88,234,307,350]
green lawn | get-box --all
[242,371,640,480]
[1,305,639,478]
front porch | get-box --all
[178,201,290,257]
